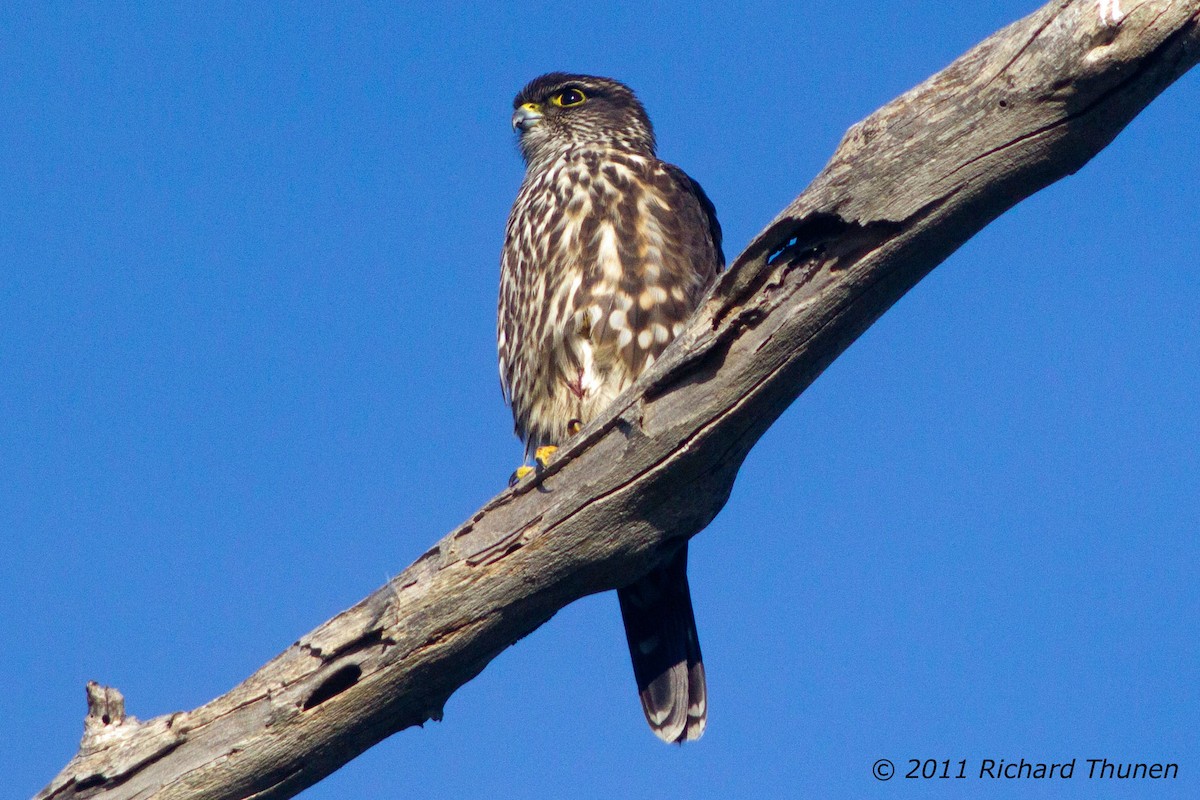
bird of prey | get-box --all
[498,73,724,743]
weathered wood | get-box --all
[38,2,1200,798]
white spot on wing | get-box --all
[578,340,599,394]
[596,222,622,281]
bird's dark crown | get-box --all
[513,73,638,110]
[512,73,656,165]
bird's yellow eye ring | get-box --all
[551,88,587,108]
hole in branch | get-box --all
[75,774,106,791]
[303,664,363,710]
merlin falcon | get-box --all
[498,73,723,743]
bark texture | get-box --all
[39,2,1200,798]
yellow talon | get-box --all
[534,445,558,467]
[567,419,582,435]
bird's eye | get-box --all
[552,89,587,108]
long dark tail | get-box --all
[617,545,706,743]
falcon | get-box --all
[498,73,724,743]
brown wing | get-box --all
[578,156,724,383]
[661,163,724,276]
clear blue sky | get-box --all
[3,2,1197,798]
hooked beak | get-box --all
[512,102,543,132]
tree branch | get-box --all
[39,2,1200,798]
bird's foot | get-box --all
[509,465,535,486]
[508,444,560,486]
[534,445,558,467]
[567,419,582,435]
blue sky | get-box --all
[3,2,1197,798]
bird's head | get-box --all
[511,73,656,166]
